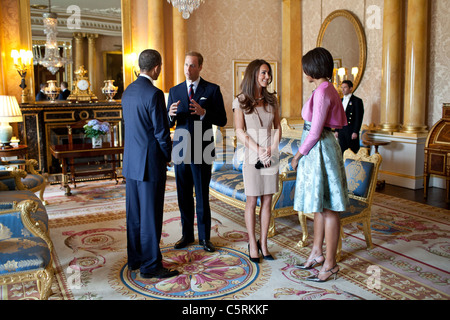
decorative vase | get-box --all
[91,136,102,148]
[44,80,60,102]
[102,80,118,102]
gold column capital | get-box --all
[86,33,99,41]
[73,32,85,40]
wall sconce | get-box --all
[0,95,23,149]
[11,49,33,104]
[127,53,140,79]
[338,67,347,84]
[351,67,359,81]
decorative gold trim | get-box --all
[0,200,54,300]
[93,109,123,120]
[44,111,76,122]
[378,170,422,180]
[79,111,90,120]
[316,9,367,93]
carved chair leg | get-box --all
[362,218,373,249]
[37,268,54,300]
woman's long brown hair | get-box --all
[237,59,278,114]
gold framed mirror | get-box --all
[317,10,367,93]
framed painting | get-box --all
[232,60,278,97]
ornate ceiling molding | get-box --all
[30,6,122,37]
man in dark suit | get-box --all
[35,83,48,101]
[58,81,71,100]
[168,51,227,253]
[336,80,364,154]
[122,49,178,279]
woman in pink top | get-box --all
[291,47,349,282]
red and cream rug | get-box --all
[1,178,449,301]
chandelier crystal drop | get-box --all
[167,0,205,19]
[33,2,71,74]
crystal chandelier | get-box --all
[167,0,205,19]
[34,1,71,75]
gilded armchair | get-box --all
[0,159,48,205]
[297,148,382,261]
[0,199,54,300]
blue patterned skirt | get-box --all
[293,122,349,214]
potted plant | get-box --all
[83,119,110,148]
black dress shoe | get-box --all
[248,244,260,264]
[174,237,195,249]
[199,240,215,252]
[140,267,180,279]
[128,264,141,271]
[257,240,274,261]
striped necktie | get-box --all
[188,83,194,101]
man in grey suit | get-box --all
[336,80,364,154]
[122,49,178,279]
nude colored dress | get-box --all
[233,97,279,197]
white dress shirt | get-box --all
[186,78,206,120]
[139,73,154,84]
[342,93,352,111]
[186,78,200,97]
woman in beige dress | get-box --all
[233,59,282,263]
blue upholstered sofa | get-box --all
[0,159,48,205]
[0,169,54,299]
[209,119,303,237]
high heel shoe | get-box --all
[248,244,260,263]
[295,255,324,270]
[257,240,274,260]
[305,264,339,282]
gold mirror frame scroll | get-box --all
[316,10,367,93]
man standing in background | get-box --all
[335,80,364,154]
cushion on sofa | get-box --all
[279,137,302,155]
[0,237,52,275]
[21,174,45,189]
[232,144,245,171]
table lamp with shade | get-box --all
[0,95,23,149]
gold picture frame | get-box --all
[232,60,278,98]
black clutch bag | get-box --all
[255,160,270,169]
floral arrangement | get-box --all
[83,119,110,138]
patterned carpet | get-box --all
[2,177,449,302]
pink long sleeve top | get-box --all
[299,81,347,155]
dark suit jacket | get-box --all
[338,94,364,135]
[35,91,47,101]
[168,78,227,165]
[122,76,172,182]
[58,89,71,100]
